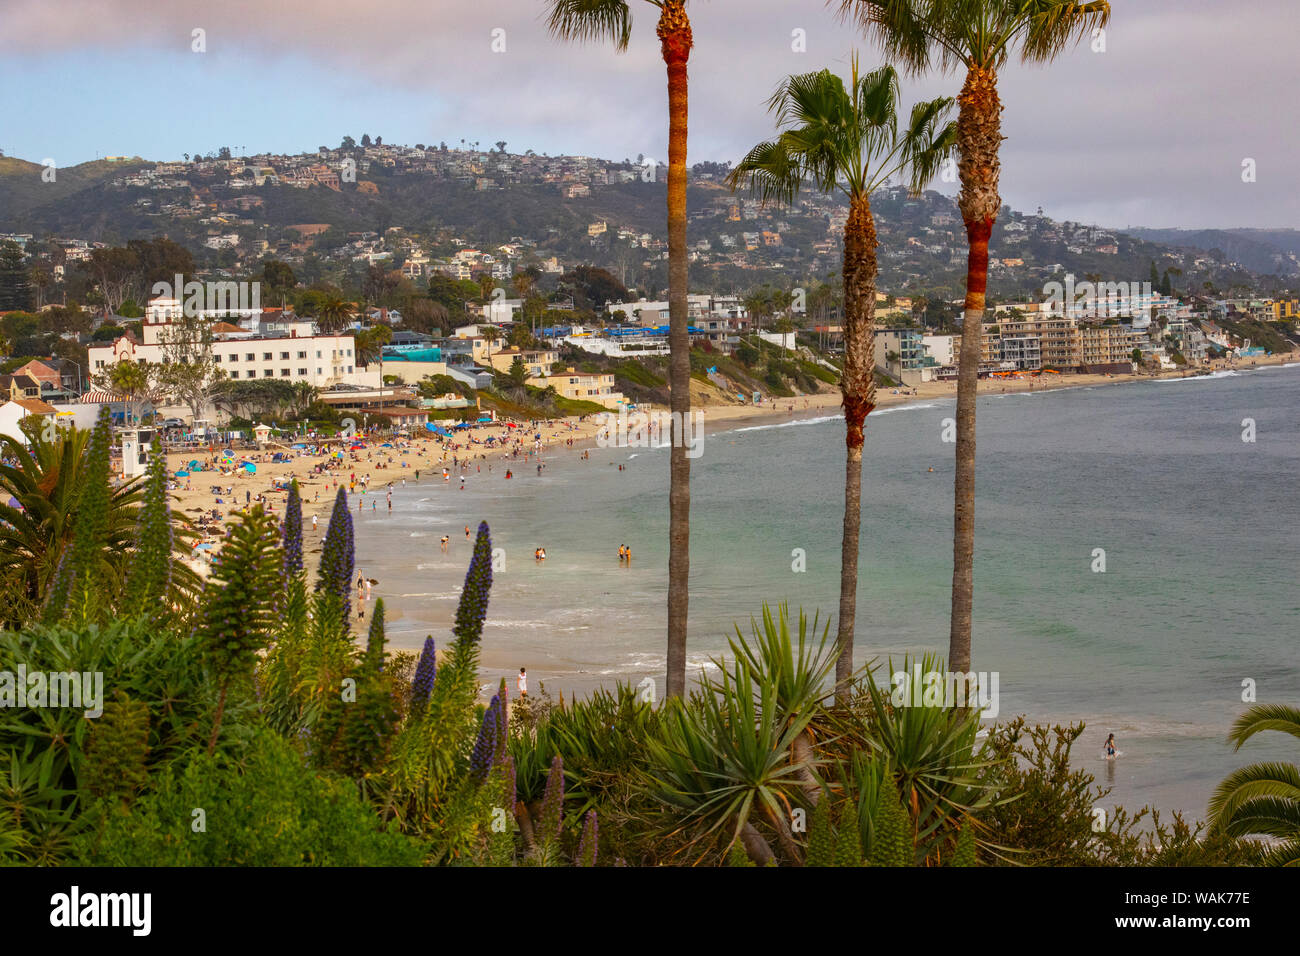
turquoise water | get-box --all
[356,365,1300,818]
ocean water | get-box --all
[355,365,1300,819]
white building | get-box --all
[87,297,380,394]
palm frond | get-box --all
[544,0,634,51]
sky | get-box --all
[2,0,1297,231]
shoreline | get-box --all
[163,350,1297,574]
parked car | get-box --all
[158,417,186,429]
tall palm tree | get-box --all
[546,0,696,698]
[1210,703,1300,867]
[840,0,1110,673]
[728,61,955,701]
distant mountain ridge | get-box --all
[1126,227,1300,277]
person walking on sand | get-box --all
[312,513,318,531]
[518,667,527,697]
[465,526,471,540]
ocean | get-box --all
[355,365,1300,819]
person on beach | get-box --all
[1105,733,1117,758]
[440,535,449,551]
[465,526,471,539]
[518,667,527,697]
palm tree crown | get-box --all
[727,59,955,204]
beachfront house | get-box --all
[0,397,60,446]
[531,367,625,409]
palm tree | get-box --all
[840,0,1111,673]
[727,60,955,701]
[0,426,197,626]
[546,0,696,699]
[1209,704,1300,866]
[316,296,354,334]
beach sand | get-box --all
[164,351,1294,580]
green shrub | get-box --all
[72,729,424,866]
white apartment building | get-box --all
[87,297,379,391]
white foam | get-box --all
[1153,370,1240,384]
[731,413,843,434]
[870,401,943,416]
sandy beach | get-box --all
[165,350,1296,577]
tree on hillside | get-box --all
[0,242,34,312]
[261,260,297,304]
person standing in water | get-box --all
[1104,733,1117,758]
[518,667,527,697]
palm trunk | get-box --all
[660,4,693,700]
[740,821,775,865]
[835,194,879,703]
[949,67,1002,676]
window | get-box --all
[297,351,306,359]
[263,369,273,378]
[227,353,237,362]
[280,352,290,360]
[213,354,222,363]
[229,370,239,379]
[263,352,272,361]
[280,369,290,377]
[316,368,322,375]
[246,353,254,362]
[298,368,307,376]
[347,366,353,374]
[316,350,322,358]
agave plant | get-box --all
[642,659,820,865]
[825,654,1007,864]
[1209,703,1300,866]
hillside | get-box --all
[1127,227,1300,277]
[1,143,1292,300]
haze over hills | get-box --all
[1126,228,1300,278]
[1,143,1295,302]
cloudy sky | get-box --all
[2,0,1296,230]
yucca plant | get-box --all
[641,660,820,865]
[1209,703,1300,866]
[726,604,839,803]
[844,654,1007,863]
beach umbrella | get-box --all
[381,442,393,447]
[176,470,190,477]
[244,463,256,474]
